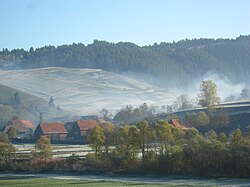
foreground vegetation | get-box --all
[0,121,249,178]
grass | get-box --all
[0,176,209,187]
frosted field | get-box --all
[0,67,175,115]
[1,173,250,186]
[14,144,93,158]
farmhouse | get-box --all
[34,122,68,141]
[4,119,35,139]
[71,120,99,142]
[169,119,190,131]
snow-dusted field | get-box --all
[14,144,93,158]
[1,173,250,186]
[0,67,175,115]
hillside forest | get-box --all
[0,35,250,88]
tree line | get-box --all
[1,35,250,88]
[86,121,250,177]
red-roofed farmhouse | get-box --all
[34,122,68,141]
[169,119,190,131]
[4,119,35,139]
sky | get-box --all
[0,0,250,50]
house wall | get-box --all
[59,134,67,141]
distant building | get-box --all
[81,115,108,124]
[34,122,68,141]
[169,119,190,131]
[4,120,35,139]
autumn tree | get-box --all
[0,133,16,170]
[35,136,52,159]
[155,120,174,154]
[89,125,106,156]
[198,80,220,113]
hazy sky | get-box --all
[1,0,250,50]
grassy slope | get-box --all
[0,84,70,125]
[0,84,48,108]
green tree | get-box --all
[171,126,185,145]
[210,109,230,129]
[185,112,210,128]
[198,80,220,113]
[217,132,227,143]
[156,120,174,154]
[230,128,242,148]
[115,125,139,159]
[185,128,201,141]
[230,128,242,172]
[136,120,150,164]
[9,92,21,106]
[205,130,217,141]
[89,125,106,156]
[48,96,55,108]
[101,123,115,153]
[240,88,249,99]
[197,111,210,126]
[35,136,52,159]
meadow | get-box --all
[0,175,215,187]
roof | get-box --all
[40,123,68,134]
[169,119,190,130]
[5,120,35,133]
[76,120,99,131]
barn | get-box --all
[34,122,68,141]
[70,120,99,143]
[4,119,35,139]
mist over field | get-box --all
[0,66,247,116]
[179,72,247,103]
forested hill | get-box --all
[0,35,249,88]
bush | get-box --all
[85,153,113,171]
